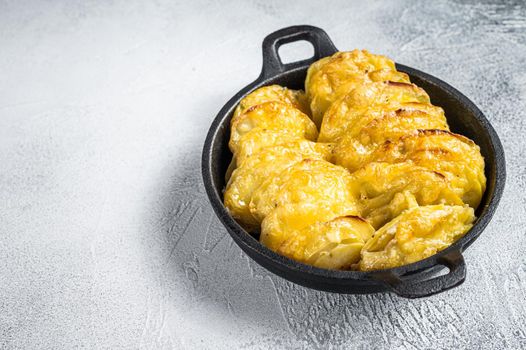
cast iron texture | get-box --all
[202,25,506,298]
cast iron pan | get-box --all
[202,25,506,298]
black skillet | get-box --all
[202,25,505,298]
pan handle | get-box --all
[260,25,338,79]
[374,251,466,298]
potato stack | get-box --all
[224,86,373,270]
[224,50,486,271]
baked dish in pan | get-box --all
[223,50,486,271]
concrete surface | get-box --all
[1,0,525,349]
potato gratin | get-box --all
[224,50,486,271]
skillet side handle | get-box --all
[260,25,338,79]
[378,251,466,299]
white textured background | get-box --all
[1,1,525,349]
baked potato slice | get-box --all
[223,141,332,231]
[332,108,449,171]
[305,50,410,126]
[368,68,410,83]
[249,159,358,222]
[231,85,309,125]
[371,129,486,208]
[318,81,436,142]
[234,128,323,166]
[229,101,318,154]
[261,203,373,269]
[350,162,464,228]
[358,205,475,271]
